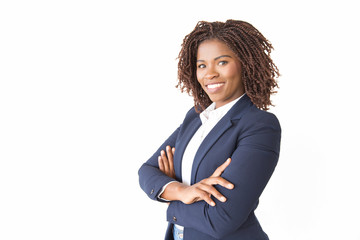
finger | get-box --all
[166,146,173,161]
[197,189,216,206]
[203,195,216,207]
[212,158,231,177]
[166,146,174,175]
[165,145,172,158]
[161,149,169,173]
[172,147,175,155]
[158,156,164,172]
[198,183,227,203]
[202,176,234,190]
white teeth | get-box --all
[207,83,224,89]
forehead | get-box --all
[197,39,235,59]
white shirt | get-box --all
[160,94,245,230]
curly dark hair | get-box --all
[177,19,279,112]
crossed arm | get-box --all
[157,146,234,206]
[139,114,280,238]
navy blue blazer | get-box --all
[138,95,281,240]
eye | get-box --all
[197,64,206,69]
[218,61,228,66]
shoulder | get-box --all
[236,106,281,153]
[241,105,281,132]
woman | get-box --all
[138,20,281,240]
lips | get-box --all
[205,82,225,93]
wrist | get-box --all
[174,183,187,202]
[161,181,187,202]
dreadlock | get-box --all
[177,19,279,112]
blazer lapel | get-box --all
[174,116,202,182]
[190,116,232,184]
[190,95,253,184]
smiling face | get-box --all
[196,39,244,109]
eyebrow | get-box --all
[197,55,232,62]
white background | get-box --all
[1,0,359,239]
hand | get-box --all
[178,158,234,206]
[161,158,234,206]
[158,145,176,179]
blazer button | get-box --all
[173,216,177,222]
[150,189,154,195]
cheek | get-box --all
[225,63,241,79]
[196,71,203,84]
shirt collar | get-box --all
[200,93,245,124]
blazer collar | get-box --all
[174,116,202,182]
[224,94,253,121]
[190,94,253,184]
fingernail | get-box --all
[221,197,226,202]
[211,202,215,206]
[228,184,234,188]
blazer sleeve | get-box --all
[166,113,281,239]
[138,126,181,202]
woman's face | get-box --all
[196,39,244,109]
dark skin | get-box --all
[157,39,245,206]
[158,146,233,206]
[158,146,176,179]
[196,39,244,109]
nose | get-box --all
[204,65,219,80]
